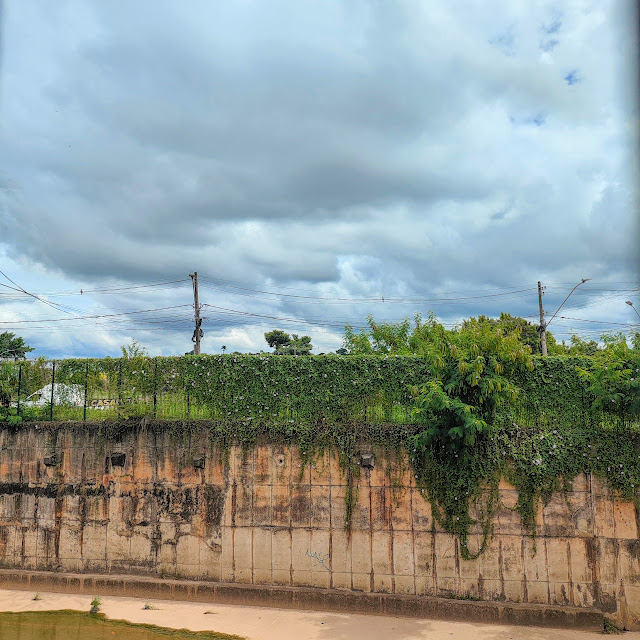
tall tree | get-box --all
[411,315,534,450]
[345,312,560,356]
[344,314,413,354]
[120,339,149,359]
[343,312,533,448]
[466,313,559,355]
[264,330,291,353]
[0,332,34,360]
[264,330,313,354]
[281,334,313,355]
[577,331,640,424]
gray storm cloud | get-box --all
[0,0,637,356]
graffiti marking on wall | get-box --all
[306,549,330,571]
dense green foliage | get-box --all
[576,332,640,425]
[121,339,150,359]
[0,331,33,360]
[264,330,313,355]
[344,312,562,356]
[409,314,533,450]
[0,354,430,423]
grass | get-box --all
[0,610,245,639]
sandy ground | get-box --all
[0,588,636,640]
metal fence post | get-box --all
[153,359,158,419]
[83,361,89,421]
[117,360,123,420]
[50,360,56,421]
[17,364,22,416]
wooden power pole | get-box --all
[538,281,548,356]
[189,272,202,355]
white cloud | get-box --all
[0,0,637,356]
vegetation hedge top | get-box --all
[0,354,625,428]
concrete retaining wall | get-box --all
[0,423,637,629]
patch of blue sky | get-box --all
[509,113,546,127]
[565,70,580,85]
[541,18,562,35]
[489,26,516,56]
[539,38,559,52]
[539,12,562,52]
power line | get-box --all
[0,270,76,316]
[0,304,193,325]
[552,316,639,327]
[199,277,538,302]
[0,279,190,299]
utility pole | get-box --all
[189,272,203,355]
[538,281,548,356]
[538,277,590,357]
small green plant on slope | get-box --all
[603,616,622,634]
[90,596,101,614]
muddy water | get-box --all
[0,611,242,640]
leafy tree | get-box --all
[343,314,415,355]
[264,330,313,355]
[467,313,563,355]
[281,334,313,355]
[410,315,534,451]
[0,332,34,360]
[345,312,533,449]
[577,331,640,425]
[120,339,149,359]
[264,330,291,352]
[563,334,600,356]
[345,312,563,357]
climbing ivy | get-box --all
[1,353,639,556]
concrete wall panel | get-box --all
[0,424,638,628]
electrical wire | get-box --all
[0,304,193,325]
[0,279,190,299]
[0,271,76,316]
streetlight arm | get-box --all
[546,278,591,328]
[626,301,640,322]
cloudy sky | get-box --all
[0,1,638,358]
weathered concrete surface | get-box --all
[0,570,605,629]
[0,423,637,629]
